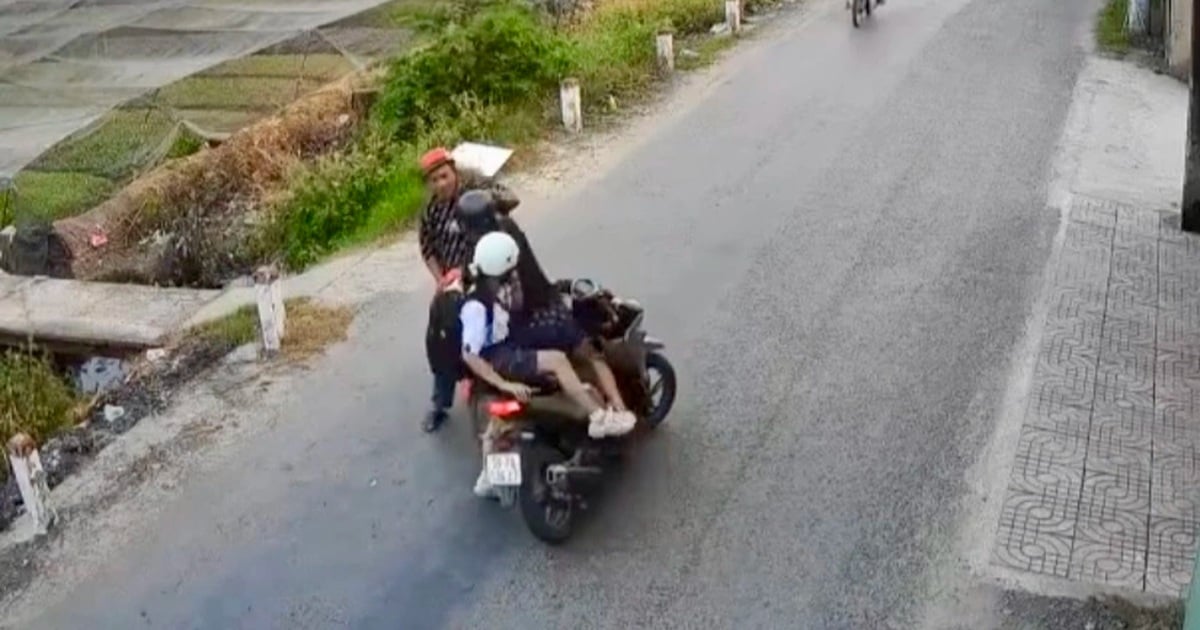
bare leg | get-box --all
[536,351,603,415]
[574,343,627,411]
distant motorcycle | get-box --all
[848,0,875,27]
[465,278,677,544]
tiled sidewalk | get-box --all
[992,195,1200,596]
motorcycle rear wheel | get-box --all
[518,442,575,544]
[851,0,865,27]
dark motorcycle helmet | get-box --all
[456,189,500,242]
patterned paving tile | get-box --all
[1086,419,1152,477]
[1156,398,1200,446]
[1091,401,1154,453]
[1062,222,1115,265]
[1112,231,1159,272]
[1071,500,1148,589]
[994,490,1076,578]
[1010,427,1086,497]
[1049,284,1110,321]
[1095,361,1155,410]
[1099,312,1156,355]
[1082,468,1151,515]
[1151,445,1200,522]
[1040,316,1103,366]
[1158,307,1200,356]
[1070,196,1118,229]
[1156,350,1200,406]
[1109,273,1159,313]
[1147,517,1199,596]
[1053,255,1111,290]
[1115,204,1163,239]
[1024,387,1091,440]
[1026,364,1095,421]
[1156,238,1200,274]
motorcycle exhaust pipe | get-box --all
[547,463,604,490]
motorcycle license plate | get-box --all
[486,452,522,486]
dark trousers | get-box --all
[431,372,457,412]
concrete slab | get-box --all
[0,275,220,349]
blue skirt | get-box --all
[512,300,586,352]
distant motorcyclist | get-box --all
[418,147,518,433]
[461,232,634,497]
[456,191,636,424]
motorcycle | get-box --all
[464,278,678,544]
[848,0,874,27]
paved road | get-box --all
[25,0,1099,627]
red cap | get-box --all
[419,147,454,175]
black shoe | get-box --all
[423,409,448,433]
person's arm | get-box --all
[462,353,525,398]
[460,301,529,398]
[418,208,443,282]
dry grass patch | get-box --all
[281,298,356,360]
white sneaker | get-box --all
[473,469,497,498]
[609,410,637,435]
[588,409,616,438]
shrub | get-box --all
[374,3,573,140]
[0,351,77,476]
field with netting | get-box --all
[0,0,414,222]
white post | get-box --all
[560,78,582,134]
[656,32,675,73]
[7,434,56,536]
[254,265,285,356]
[725,0,742,34]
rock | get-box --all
[145,348,168,363]
[222,343,260,366]
[710,22,731,35]
[103,405,126,423]
[681,49,701,59]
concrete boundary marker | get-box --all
[6,433,56,539]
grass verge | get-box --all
[0,351,78,480]
[1097,0,1131,54]
[187,298,355,360]
[267,0,744,270]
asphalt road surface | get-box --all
[23,0,1100,627]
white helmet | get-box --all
[472,231,519,277]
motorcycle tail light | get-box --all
[488,399,524,419]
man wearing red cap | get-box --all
[418,146,519,432]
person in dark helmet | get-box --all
[455,190,636,428]
[418,147,518,433]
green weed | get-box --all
[1097,0,1131,54]
[0,351,78,478]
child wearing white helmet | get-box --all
[460,232,634,496]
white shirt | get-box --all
[460,299,511,356]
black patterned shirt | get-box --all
[418,170,519,273]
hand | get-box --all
[502,382,533,402]
[438,268,463,291]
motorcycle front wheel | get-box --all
[518,442,574,544]
[644,352,678,428]
[851,0,865,27]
